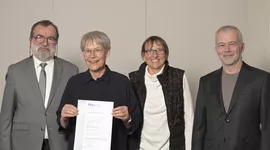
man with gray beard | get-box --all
[0,20,79,150]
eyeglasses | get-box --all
[83,48,104,56]
[32,34,57,44]
[144,48,165,56]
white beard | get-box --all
[30,42,56,61]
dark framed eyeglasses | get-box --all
[32,34,57,44]
[144,48,165,56]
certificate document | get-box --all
[73,100,114,150]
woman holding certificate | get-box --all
[57,31,140,150]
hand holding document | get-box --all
[73,100,114,150]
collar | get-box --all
[84,65,111,83]
[33,55,54,69]
[220,61,250,73]
[145,64,165,77]
[136,60,169,83]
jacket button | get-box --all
[226,119,229,123]
[224,138,227,142]
[41,128,44,131]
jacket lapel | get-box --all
[212,68,227,114]
[46,58,63,109]
[227,62,250,114]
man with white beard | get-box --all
[0,20,79,150]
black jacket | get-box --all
[192,62,270,150]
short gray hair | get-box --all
[80,31,111,51]
[215,25,243,44]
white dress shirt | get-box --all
[183,73,194,150]
[33,56,54,139]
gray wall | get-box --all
[0,0,269,108]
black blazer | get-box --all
[192,62,270,150]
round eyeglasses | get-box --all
[83,48,104,56]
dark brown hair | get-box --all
[30,20,59,41]
[141,36,169,59]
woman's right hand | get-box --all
[61,104,79,118]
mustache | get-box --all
[38,47,50,50]
[223,54,233,56]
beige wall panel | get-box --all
[53,0,146,75]
[245,0,270,72]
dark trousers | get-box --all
[42,139,50,150]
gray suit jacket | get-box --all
[0,57,79,150]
